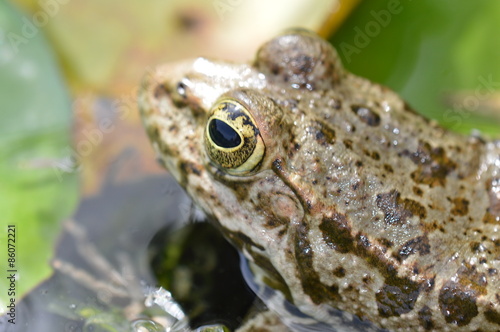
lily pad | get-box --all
[0,1,78,310]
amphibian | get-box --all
[139,29,500,331]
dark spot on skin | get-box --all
[379,238,394,249]
[450,198,469,216]
[343,139,353,150]
[485,308,500,325]
[396,235,431,261]
[320,214,354,253]
[295,54,314,73]
[488,268,498,276]
[483,210,498,224]
[351,105,381,126]
[180,161,202,176]
[355,161,363,167]
[418,305,435,330]
[433,221,446,233]
[375,276,420,318]
[438,281,478,326]
[177,163,191,188]
[333,266,346,278]
[384,164,394,173]
[272,158,283,172]
[403,141,457,187]
[413,186,423,196]
[363,275,372,284]
[371,151,380,160]
[294,224,340,305]
[463,266,488,293]
[376,190,427,226]
[270,64,280,75]
[263,217,288,229]
[470,241,484,253]
[311,121,336,146]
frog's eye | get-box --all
[204,99,265,176]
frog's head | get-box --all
[139,29,345,295]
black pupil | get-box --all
[209,119,241,148]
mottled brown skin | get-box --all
[139,30,500,331]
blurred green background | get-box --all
[331,0,500,135]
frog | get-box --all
[139,29,500,331]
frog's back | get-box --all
[253,31,500,330]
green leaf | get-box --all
[0,1,78,309]
[330,0,500,136]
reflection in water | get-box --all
[0,176,255,331]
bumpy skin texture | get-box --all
[139,30,500,331]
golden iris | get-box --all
[205,99,265,175]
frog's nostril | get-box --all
[176,81,188,98]
[152,82,189,108]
